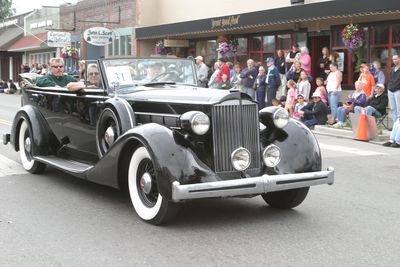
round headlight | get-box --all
[263,144,281,167]
[231,147,251,172]
[273,108,289,128]
[191,112,210,135]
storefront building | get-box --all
[136,0,400,88]
[8,7,61,68]
[0,13,29,81]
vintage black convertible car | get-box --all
[4,57,334,224]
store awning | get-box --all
[0,26,24,51]
[136,0,400,39]
[8,32,48,52]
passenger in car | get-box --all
[65,64,102,91]
[36,58,77,88]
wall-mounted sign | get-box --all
[211,15,240,29]
[163,39,189,48]
[47,31,71,47]
[0,19,18,29]
[83,27,114,46]
[30,20,53,29]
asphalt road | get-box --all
[1,94,400,266]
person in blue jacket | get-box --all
[265,57,281,106]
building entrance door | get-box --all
[309,35,330,82]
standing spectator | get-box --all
[299,47,312,76]
[195,55,209,87]
[299,92,329,128]
[216,57,230,84]
[318,47,330,80]
[373,60,385,86]
[217,73,232,90]
[383,120,400,148]
[208,61,221,89]
[240,59,258,99]
[297,70,311,101]
[230,63,242,90]
[387,54,400,122]
[275,49,287,99]
[286,61,304,83]
[265,57,281,107]
[41,64,48,75]
[326,62,343,124]
[314,77,328,104]
[333,81,367,128]
[285,43,300,72]
[254,66,267,110]
[358,63,375,97]
[355,83,388,117]
[285,79,297,115]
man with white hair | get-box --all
[195,55,209,87]
[36,58,77,88]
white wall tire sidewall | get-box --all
[19,120,35,171]
[128,147,163,221]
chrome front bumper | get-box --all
[172,167,334,202]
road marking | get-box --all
[0,118,12,126]
[0,154,26,178]
[319,143,388,156]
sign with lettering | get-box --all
[30,20,53,29]
[47,31,71,47]
[106,66,133,87]
[163,39,189,47]
[83,27,114,46]
[211,15,240,29]
[0,19,18,29]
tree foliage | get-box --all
[0,0,15,20]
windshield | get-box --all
[101,58,197,89]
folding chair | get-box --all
[375,113,391,130]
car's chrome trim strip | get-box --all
[172,167,334,201]
[135,112,181,118]
[25,89,105,98]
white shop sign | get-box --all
[47,31,71,47]
[83,27,114,46]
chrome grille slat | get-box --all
[212,101,260,173]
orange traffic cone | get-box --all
[355,109,369,141]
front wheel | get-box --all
[128,146,179,225]
[18,119,46,174]
[261,187,309,209]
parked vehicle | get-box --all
[3,57,334,225]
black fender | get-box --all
[11,105,60,155]
[96,97,136,156]
[261,119,322,175]
[86,123,218,201]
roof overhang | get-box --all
[136,0,400,39]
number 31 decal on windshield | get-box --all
[106,66,134,87]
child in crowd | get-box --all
[285,79,296,115]
[272,98,282,107]
[217,73,232,90]
[314,77,328,104]
[293,94,306,120]
[297,70,311,100]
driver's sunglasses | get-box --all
[88,72,99,76]
[52,65,64,69]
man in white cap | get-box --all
[195,55,209,87]
[299,91,329,128]
[354,83,388,117]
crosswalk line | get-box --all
[0,154,27,177]
[319,143,388,156]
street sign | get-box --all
[47,31,71,47]
[83,27,114,46]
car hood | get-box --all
[121,86,239,105]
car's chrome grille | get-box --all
[211,101,260,173]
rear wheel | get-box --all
[18,119,46,174]
[128,146,179,225]
[261,187,309,209]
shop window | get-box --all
[371,25,389,45]
[263,35,275,52]
[127,35,132,55]
[392,24,400,44]
[293,32,307,48]
[113,39,119,55]
[251,36,262,51]
[277,34,291,50]
[120,36,126,55]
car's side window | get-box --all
[85,63,103,89]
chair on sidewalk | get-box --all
[375,113,391,130]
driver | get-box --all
[141,62,164,82]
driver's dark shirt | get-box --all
[36,74,76,87]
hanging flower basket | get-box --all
[155,40,166,55]
[216,35,238,59]
[61,46,79,59]
[341,24,364,51]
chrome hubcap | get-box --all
[24,137,31,153]
[104,126,115,146]
[140,172,152,194]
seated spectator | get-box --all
[217,73,232,90]
[354,83,388,117]
[0,80,6,93]
[333,81,367,128]
[293,94,307,120]
[299,92,329,128]
[36,58,76,88]
[4,80,17,94]
[382,119,400,148]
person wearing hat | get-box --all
[299,91,329,128]
[354,83,388,117]
[265,57,281,107]
[195,56,209,87]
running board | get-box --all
[35,155,94,174]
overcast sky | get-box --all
[12,0,79,15]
